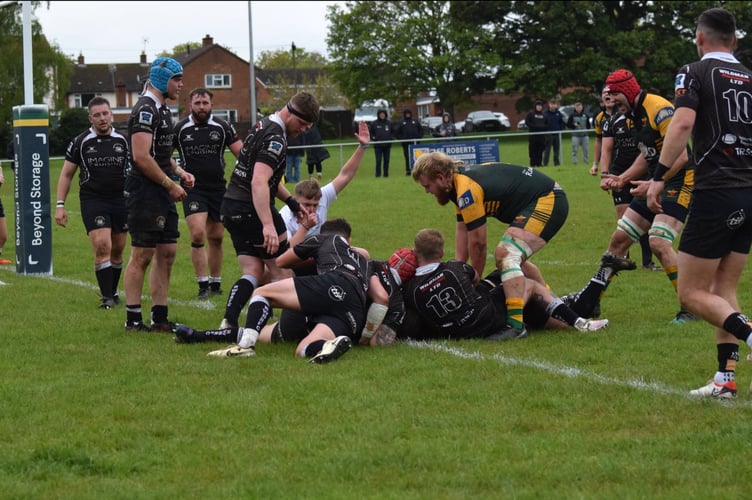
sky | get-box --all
[34,1,346,65]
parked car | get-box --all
[517,119,527,130]
[352,98,391,131]
[420,116,444,136]
[464,110,508,133]
[493,112,511,129]
[455,121,465,133]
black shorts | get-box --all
[125,176,180,247]
[0,198,4,218]
[271,309,309,343]
[627,171,692,225]
[221,198,289,259]
[294,271,367,340]
[679,188,752,259]
[80,196,128,234]
[182,188,224,222]
[611,186,634,206]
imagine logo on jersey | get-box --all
[457,189,475,209]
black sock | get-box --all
[722,313,752,342]
[245,299,272,332]
[95,262,114,299]
[151,305,168,325]
[304,339,326,357]
[111,263,122,297]
[224,279,254,326]
[639,234,652,267]
[573,279,606,318]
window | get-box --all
[73,93,101,108]
[212,109,237,124]
[205,74,231,88]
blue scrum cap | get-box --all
[149,57,183,95]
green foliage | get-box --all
[3,135,752,496]
[49,107,89,155]
[326,1,752,107]
[0,2,73,153]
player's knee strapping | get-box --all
[497,236,531,282]
[616,214,646,243]
[648,221,677,244]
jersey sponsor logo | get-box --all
[674,73,687,90]
[457,189,475,209]
[655,107,674,125]
[328,285,346,301]
[138,111,153,126]
[268,141,283,155]
[719,68,751,82]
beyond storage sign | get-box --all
[13,105,52,275]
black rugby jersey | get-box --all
[127,92,176,177]
[64,127,128,199]
[673,53,752,190]
[224,114,287,205]
[173,115,239,191]
[402,260,500,338]
[603,112,640,175]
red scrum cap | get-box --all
[604,69,641,104]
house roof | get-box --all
[68,34,255,96]
[69,58,151,94]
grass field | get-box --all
[2,132,752,499]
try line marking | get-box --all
[407,339,752,407]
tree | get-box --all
[0,2,73,151]
[325,1,752,113]
[326,1,509,116]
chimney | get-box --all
[202,34,213,47]
[77,53,84,65]
[140,51,147,65]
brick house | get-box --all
[65,35,270,139]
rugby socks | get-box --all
[95,261,114,299]
[126,305,144,325]
[663,264,679,291]
[505,297,525,329]
[223,275,257,326]
[546,298,579,327]
[151,305,168,325]
[111,262,122,299]
[722,312,752,346]
[209,277,222,293]
[245,295,272,333]
[713,343,739,384]
[304,339,326,358]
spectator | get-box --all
[437,112,457,138]
[304,122,329,179]
[54,97,129,309]
[567,102,589,165]
[524,99,548,167]
[543,98,565,166]
[395,108,423,175]
[369,108,393,177]
[285,133,304,183]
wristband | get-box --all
[56,200,65,207]
[653,162,670,181]
[161,176,173,189]
[358,144,369,150]
[600,171,608,176]
[285,196,301,213]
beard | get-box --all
[435,190,452,205]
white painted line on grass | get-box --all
[0,266,216,310]
[407,339,752,407]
